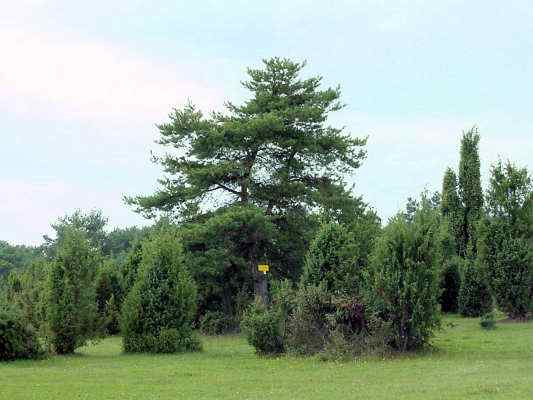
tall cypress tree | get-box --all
[458,127,483,256]
[441,167,462,255]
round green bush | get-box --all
[0,307,43,361]
[241,300,284,356]
[120,230,200,353]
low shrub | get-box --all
[319,316,392,361]
[480,311,496,330]
[0,307,44,361]
[241,300,284,356]
[285,284,334,355]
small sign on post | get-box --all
[258,264,269,274]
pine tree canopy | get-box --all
[125,58,366,219]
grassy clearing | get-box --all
[1,315,532,400]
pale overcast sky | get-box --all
[1,0,532,245]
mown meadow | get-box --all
[1,316,532,400]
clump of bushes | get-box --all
[121,230,200,353]
[243,201,443,358]
[0,306,44,361]
[458,259,492,317]
[285,284,335,355]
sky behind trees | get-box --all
[1,0,532,244]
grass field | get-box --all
[1,315,532,400]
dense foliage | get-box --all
[439,257,462,313]
[367,200,441,351]
[179,206,275,321]
[5,259,49,330]
[435,219,461,313]
[479,160,532,319]
[241,299,285,355]
[301,223,358,294]
[43,210,108,259]
[0,241,40,277]
[457,128,483,256]
[121,230,199,353]
[458,259,492,317]
[45,228,98,354]
[441,168,462,255]
[0,306,43,361]
[285,284,334,355]
[125,58,367,300]
[95,261,124,334]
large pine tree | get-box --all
[125,58,368,298]
[126,58,366,219]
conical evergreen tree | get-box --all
[441,167,462,255]
[121,230,199,353]
[458,127,483,256]
[46,228,98,354]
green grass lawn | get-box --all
[1,315,532,400]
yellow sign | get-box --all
[258,264,269,274]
